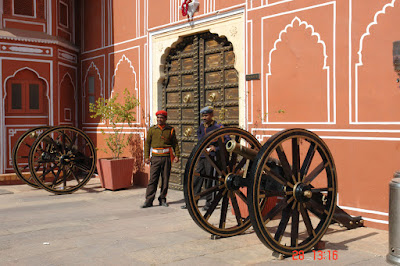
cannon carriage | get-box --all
[12,126,97,194]
[183,127,363,256]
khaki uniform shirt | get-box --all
[144,125,180,159]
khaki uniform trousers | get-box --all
[145,156,171,204]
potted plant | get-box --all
[89,88,140,190]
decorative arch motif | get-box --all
[266,17,328,76]
[110,54,138,97]
[82,61,104,124]
[59,72,77,125]
[83,61,103,98]
[264,16,331,124]
[3,67,50,103]
[354,0,398,124]
[356,0,396,65]
[110,54,140,124]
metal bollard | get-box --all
[387,171,400,265]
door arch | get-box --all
[161,31,239,189]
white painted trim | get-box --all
[260,2,336,125]
[353,0,398,124]
[246,20,253,125]
[1,60,53,173]
[59,0,69,28]
[339,205,388,217]
[0,33,79,52]
[108,47,141,125]
[47,0,52,35]
[80,35,147,55]
[82,61,104,125]
[5,116,48,118]
[58,49,77,63]
[0,42,53,57]
[4,18,45,32]
[58,71,76,125]
[251,128,400,134]
[102,0,105,47]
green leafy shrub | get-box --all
[89,88,140,159]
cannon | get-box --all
[183,127,363,256]
[12,126,97,194]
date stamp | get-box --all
[292,250,338,260]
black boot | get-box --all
[141,202,153,208]
[159,198,169,207]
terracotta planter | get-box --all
[97,157,134,190]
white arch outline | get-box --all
[3,67,51,121]
[264,16,331,124]
[354,0,397,124]
[82,61,104,125]
[59,72,77,126]
[110,54,140,125]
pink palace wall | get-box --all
[78,0,400,229]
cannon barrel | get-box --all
[226,139,258,160]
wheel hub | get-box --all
[293,182,312,203]
[60,154,71,165]
[225,173,244,190]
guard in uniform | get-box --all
[181,106,223,210]
[142,110,180,208]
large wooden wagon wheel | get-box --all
[12,126,51,188]
[28,126,97,194]
[184,127,263,237]
[248,128,337,256]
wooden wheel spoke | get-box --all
[203,189,225,221]
[194,184,222,200]
[51,166,62,187]
[311,188,332,193]
[234,190,247,205]
[69,133,77,150]
[20,164,29,171]
[43,136,61,152]
[74,162,91,173]
[274,204,292,242]
[299,203,316,238]
[69,169,81,182]
[260,190,285,197]
[229,191,243,226]
[292,138,300,183]
[60,131,66,153]
[217,137,228,173]
[276,145,294,183]
[34,161,42,172]
[193,172,221,182]
[203,151,224,176]
[263,199,288,223]
[219,193,229,229]
[263,165,287,186]
[62,167,68,188]
[229,152,238,172]
[303,161,327,184]
[300,142,316,179]
[291,202,300,247]
[23,142,32,149]
[235,157,247,171]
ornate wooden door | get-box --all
[163,32,239,190]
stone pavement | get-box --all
[0,178,390,265]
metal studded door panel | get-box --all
[162,32,239,190]
[199,32,239,126]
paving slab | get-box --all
[0,178,390,265]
